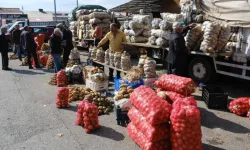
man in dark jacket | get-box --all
[20,26,40,69]
[166,22,195,76]
[49,28,64,73]
[0,27,12,70]
[12,25,23,62]
[62,25,73,67]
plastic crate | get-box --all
[114,77,144,91]
[114,105,130,126]
[202,86,228,109]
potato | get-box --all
[128,89,134,93]
[124,94,130,98]
[120,84,128,89]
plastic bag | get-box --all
[154,74,197,96]
[229,97,250,116]
[127,122,171,150]
[128,107,170,142]
[115,98,132,111]
[57,70,67,87]
[56,87,70,108]
[129,86,172,125]
[170,105,202,150]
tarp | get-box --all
[68,5,107,21]
[195,0,250,27]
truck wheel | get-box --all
[188,58,214,83]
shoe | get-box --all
[29,66,34,69]
[36,65,41,69]
[4,67,12,71]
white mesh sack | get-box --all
[130,36,148,43]
[216,24,231,52]
[151,18,162,29]
[156,37,168,47]
[142,29,151,37]
[159,20,173,30]
[132,15,151,25]
[148,36,157,45]
[89,12,110,19]
[161,13,184,22]
[124,29,144,36]
[129,21,147,30]
[185,25,202,51]
[89,18,102,24]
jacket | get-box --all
[12,29,21,44]
[166,27,190,65]
[0,33,8,53]
[63,29,73,50]
[49,34,63,54]
[20,30,37,51]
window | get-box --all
[33,28,48,34]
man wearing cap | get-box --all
[0,27,12,70]
[166,22,195,76]
[20,26,40,69]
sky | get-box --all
[0,0,128,12]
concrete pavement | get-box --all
[0,55,249,150]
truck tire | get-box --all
[188,58,214,83]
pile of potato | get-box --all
[41,43,50,51]
[68,86,90,102]
[48,74,57,85]
[84,91,114,115]
[114,84,134,101]
[66,60,79,68]
[9,54,18,60]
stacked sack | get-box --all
[149,18,172,47]
[70,21,78,38]
[76,100,101,133]
[96,48,105,63]
[154,74,202,150]
[124,15,151,43]
[56,87,70,108]
[127,86,172,150]
[144,57,157,78]
[200,21,221,52]
[89,11,111,38]
[185,24,202,52]
[78,10,91,40]
[215,23,231,53]
[121,51,131,71]
[229,97,250,117]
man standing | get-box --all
[0,27,12,70]
[91,24,102,46]
[62,25,73,67]
[20,26,40,69]
[166,22,195,76]
[12,25,23,63]
[97,23,127,81]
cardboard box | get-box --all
[86,79,109,91]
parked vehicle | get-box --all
[20,26,55,42]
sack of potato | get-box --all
[46,55,54,69]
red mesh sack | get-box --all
[57,70,67,87]
[75,101,88,126]
[127,122,171,150]
[129,86,172,125]
[229,97,250,116]
[128,107,170,142]
[56,87,70,108]
[170,105,202,150]
[154,74,197,96]
[82,102,101,133]
[40,55,49,66]
[248,110,250,118]
[173,97,197,108]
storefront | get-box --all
[0,8,27,27]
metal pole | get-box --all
[77,0,78,7]
[54,0,57,23]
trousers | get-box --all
[27,49,39,68]
[51,53,61,73]
[1,52,9,69]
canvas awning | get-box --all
[195,0,250,27]
[110,0,162,13]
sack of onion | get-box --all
[40,55,49,66]
[172,97,198,108]
[127,122,171,150]
[57,70,67,87]
[156,90,185,104]
[128,107,170,142]
[56,87,70,108]
[82,102,101,133]
[130,86,172,125]
[76,100,87,126]
[170,104,202,150]
[229,97,250,116]
[154,74,197,96]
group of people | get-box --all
[0,23,73,73]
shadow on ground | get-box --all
[199,107,250,134]
[203,143,226,150]
[12,69,45,75]
[92,126,125,141]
